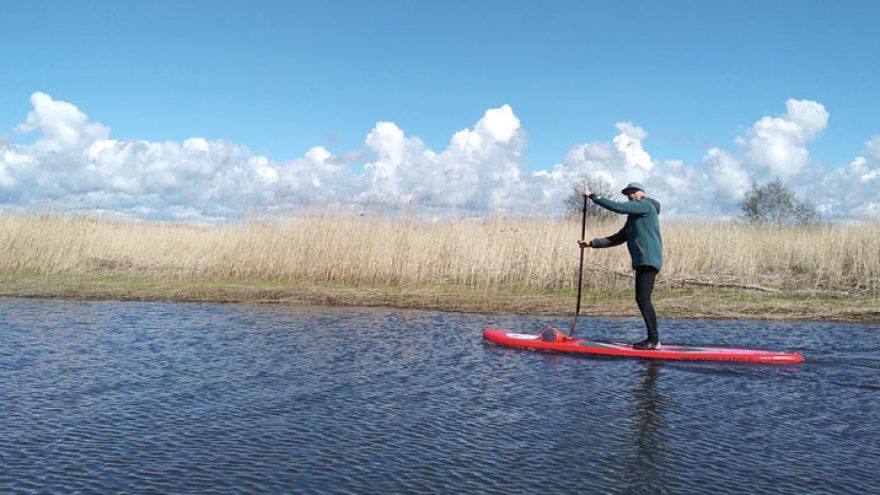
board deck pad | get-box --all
[483,328,804,364]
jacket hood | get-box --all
[648,198,661,215]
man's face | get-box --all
[627,190,645,201]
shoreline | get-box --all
[2,274,877,323]
[2,214,878,324]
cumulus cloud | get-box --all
[0,94,532,219]
[539,121,713,215]
[736,98,829,178]
[612,122,653,172]
[357,104,527,213]
[0,93,876,220]
[15,92,110,152]
[702,148,750,203]
[3,93,286,219]
[562,98,873,219]
[805,135,880,218]
[693,99,836,213]
[545,121,654,189]
[865,135,880,163]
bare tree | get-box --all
[563,177,617,220]
[740,178,820,226]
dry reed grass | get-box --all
[0,213,877,319]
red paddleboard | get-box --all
[483,327,804,364]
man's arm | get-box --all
[590,194,652,215]
[588,226,627,248]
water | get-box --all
[1,298,878,494]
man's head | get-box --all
[621,182,646,200]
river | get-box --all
[1,297,878,494]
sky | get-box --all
[2,0,879,221]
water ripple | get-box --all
[1,300,878,494]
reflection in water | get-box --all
[630,361,666,491]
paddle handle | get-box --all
[569,195,588,337]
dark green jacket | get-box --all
[588,195,663,271]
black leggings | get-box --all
[635,266,659,341]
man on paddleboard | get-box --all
[578,182,663,350]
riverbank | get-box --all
[2,274,878,322]
[1,213,878,322]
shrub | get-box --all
[740,178,820,226]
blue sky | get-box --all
[2,1,879,220]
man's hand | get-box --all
[578,240,591,249]
[581,188,592,197]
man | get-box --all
[578,182,663,350]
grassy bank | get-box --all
[0,214,878,322]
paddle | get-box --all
[568,193,588,337]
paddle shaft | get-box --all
[569,195,588,336]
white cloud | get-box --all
[865,135,880,162]
[3,93,285,219]
[546,99,864,219]
[735,99,829,178]
[538,121,669,210]
[357,105,528,213]
[799,156,872,217]
[613,122,653,172]
[703,148,750,200]
[475,104,520,143]
[0,92,877,220]
[15,92,110,153]
[804,137,880,217]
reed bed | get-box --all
[0,213,877,319]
